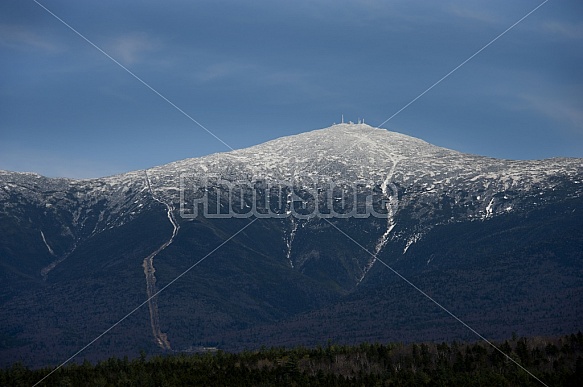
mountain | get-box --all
[1,123,582,368]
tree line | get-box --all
[2,332,582,386]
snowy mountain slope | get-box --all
[3,123,580,226]
[142,123,583,223]
[1,123,581,292]
[0,123,582,367]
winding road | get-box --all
[143,170,180,350]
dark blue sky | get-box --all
[1,0,582,178]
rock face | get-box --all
[1,124,582,368]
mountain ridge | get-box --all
[0,123,581,368]
[1,124,581,192]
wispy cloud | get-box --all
[107,32,158,65]
[543,21,583,40]
[448,4,501,24]
[520,92,583,135]
[0,24,61,52]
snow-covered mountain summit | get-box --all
[2,123,582,225]
[144,123,579,183]
[149,123,452,183]
[143,123,582,217]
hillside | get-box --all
[0,124,581,368]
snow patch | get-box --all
[40,230,55,256]
[285,219,298,268]
[485,198,495,219]
[403,233,422,254]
